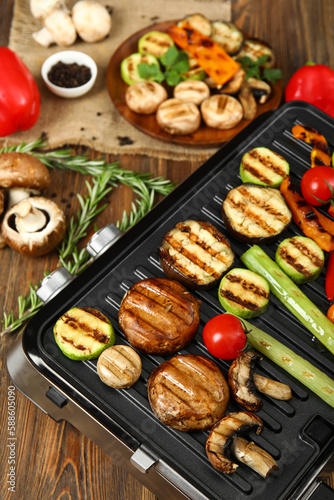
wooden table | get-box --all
[1,1,334,499]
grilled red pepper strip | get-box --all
[292,124,332,168]
[280,176,334,252]
[285,62,334,118]
[326,252,334,301]
[0,47,40,137]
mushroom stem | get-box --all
[231,436,279,478]
[14,200,47,233]
[253,373,292,400]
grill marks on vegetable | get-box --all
[241,148,289,186]
[277,238,323,278]
[159,220,234,286]
[62,308,110,345]
[220,270,269,312]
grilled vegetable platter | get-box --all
[44,105,334,494]
[107,15,283,146]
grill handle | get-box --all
[86,223,123,258]
[37,267,74,303]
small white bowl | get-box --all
[41,50,98,98]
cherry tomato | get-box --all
[327,304,334,323]
[300,166,334,206]
[202,314,247,360]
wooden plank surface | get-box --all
[1,1,334,499]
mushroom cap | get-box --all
[1,197,66,257]
[0,189,5,217]
[72,1,112,43]
[30,0,65,20]
[0,153,51,192]
[44,10,77,46]
[125,81,168,114]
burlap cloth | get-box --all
[5,0,231,161]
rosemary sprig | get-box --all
[0,137,175,336]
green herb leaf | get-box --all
[166,69,181,86]
[137,62,164,82]
[160,44,179,68]
[262,67,283,84]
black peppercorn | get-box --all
[48,61,91,88]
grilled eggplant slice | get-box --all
[118,277,201,355]
[120,52,160,85]
[159,220,235,290]
[177,13,212,36]
[138,30,174,58]
[222,183,292,243]
[237,38,275,68]
[54,307,115,361]
[275,236,324,284]
[211,21,244,55]
[240,147,290,187]
[218,268,270,318]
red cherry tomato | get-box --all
[202,314,247,360]
[300,166,334,206]
[327,304,334,324]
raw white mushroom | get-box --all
[201,94,243,129]
[30,0,67,20]
[125,81,167,115]
[33,9,77,47]
[14,199,47,234]
[173,80,210,105]
[156,98,201,135]
[72,0,112,43]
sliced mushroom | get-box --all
[201,95,243,129]
[156,98,201,135]
[173,80,210,105]
[238,80,258,120]
[218,67,246,94]
[1,197,66,257]
[72,0,112,43]
[205,411,263,474]
[125,81,167,115]
[248,78,272,104]
[228,351,292,411]
[231,436,279,478]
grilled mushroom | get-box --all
[156,98,201,135]
[173,80,210,105]
[201,95,243,129]
[125,81,167,114]
[205,411,264,474]
[248,78,272,104]
[238,80,257,120]
[228,351,292,411]
[231,436,279,478]
[1,197,66,256]
[0,189,6,249]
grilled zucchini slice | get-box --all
[54,307,115,360]
[240,147,290,187]
[159,220,235,289]
[218,268,270,318]
[138,31,174,58]
[211,21,244,55]
[222,183,292,244]
[120,53,160,85]
[275,236,324,284]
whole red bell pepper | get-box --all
[326,251,334,301]
[0,47,40,137]
[285,62,334,118]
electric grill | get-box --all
[7,102,334,500]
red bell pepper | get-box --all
[0,47,40,137]
[326,251,334,301]
[285,62,334,118]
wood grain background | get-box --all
[1,1,334,499]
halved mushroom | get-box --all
[201,95,243,129]
[238,80,257,120]
[231,436,279,478]
[248,78,272,104]
[228,351,292,411]
[1,197,66,257]
[205,411,264,474]
[156,98,201,135]
[0,152,51,208]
